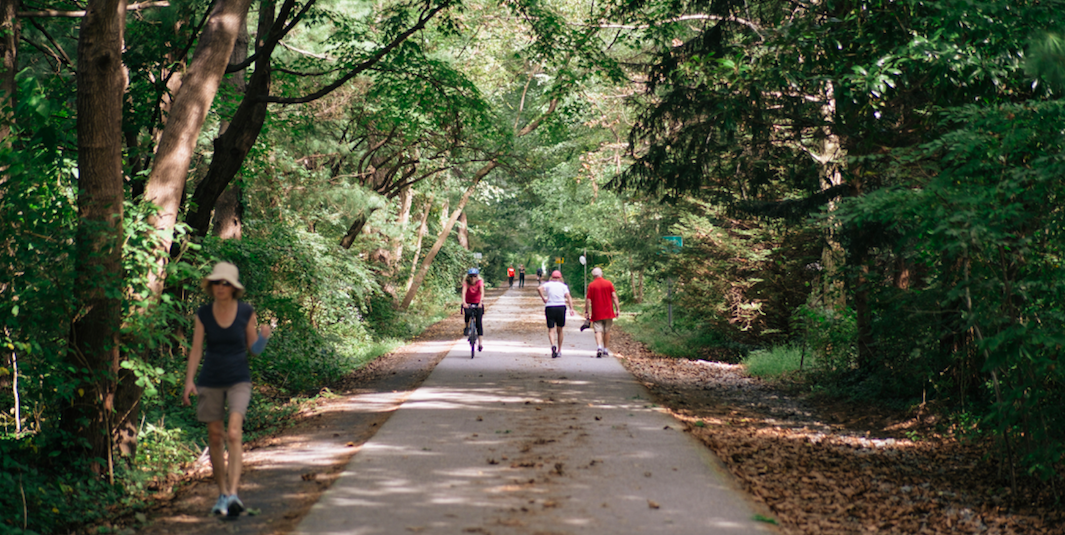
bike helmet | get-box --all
[468,268,479,275]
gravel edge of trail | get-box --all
[609,330,1062,535]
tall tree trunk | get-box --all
[185,0,278,238]
[142,0,254,294]
[457,210,469,250]
[404,194,433,295]
[0,0,18,147]
[400,163,497,310]
[212,185,243,239]
[210,11,250,240]
[391,186,413,265]
[438,198,449,228]
[815,81,846,310]
[130,7,194,198]
[373,186,414,296]
[68,0,127,476]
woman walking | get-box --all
[182,262,271,517]
[536,270,575,358]
[461,268,485,352]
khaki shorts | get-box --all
[592,318,613,333]
[196,382,252,423]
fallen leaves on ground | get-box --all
[611,333,1063,535]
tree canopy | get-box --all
[1,0,1064,531]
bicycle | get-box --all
[464,303,483,359]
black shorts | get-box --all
[545,306,567,328]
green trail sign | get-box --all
[662,236,683,253]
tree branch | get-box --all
[19,1,169,17]
[596,14,763,39]
[26,18,73,68]
[259,1,452,105]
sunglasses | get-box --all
[210,280,233,287]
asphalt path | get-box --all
[296,286,771,535]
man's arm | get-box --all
[612,290,620,317]
[537,285,548,303]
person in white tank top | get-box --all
[536,270,575,358]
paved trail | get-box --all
[296,287,769,535]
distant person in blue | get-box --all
[183,262,271,517]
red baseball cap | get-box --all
[551,270,562,278]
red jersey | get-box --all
[507,267,515,277]
[465,279,484,304]
[586,278,617,321]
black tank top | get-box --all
[196,302,253,387]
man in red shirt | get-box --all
[584,267,620,358]
[507,265,516,288]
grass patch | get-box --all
[743,344,811,378]
[616,305,749,362]
[616,313,704,358]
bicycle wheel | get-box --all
[468,307,482,358]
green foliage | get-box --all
[1027,31,1065,92]
[198,225,379,393]
[744,345,808,379]
[834,101,1065,480]
[619,304,750,362]
[603,0,1065,486]
[791,305,857,376]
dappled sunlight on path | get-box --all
[296,288,769,535]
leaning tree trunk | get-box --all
[391,186,413,266]
[67,0,127,477]
[209,7,250,240]
[339,207,381,249]
[184,0,277,238]
[457,210,470,250]
[142,0,254,293]
[404,193,434,295]
[400,99,558,310]
[400,162,497,310]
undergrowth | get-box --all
[743,345,813,378]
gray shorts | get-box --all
[592,318,613,333]
[196,382,252,423]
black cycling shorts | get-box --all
[545,306,567,328]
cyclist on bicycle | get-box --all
[461,268,485,352]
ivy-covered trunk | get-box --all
[0,0,18,145]
[68,0,127,475]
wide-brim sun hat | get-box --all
[205,262,245,296]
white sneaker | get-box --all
[211,494,228,516]
[226,494,244,517]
